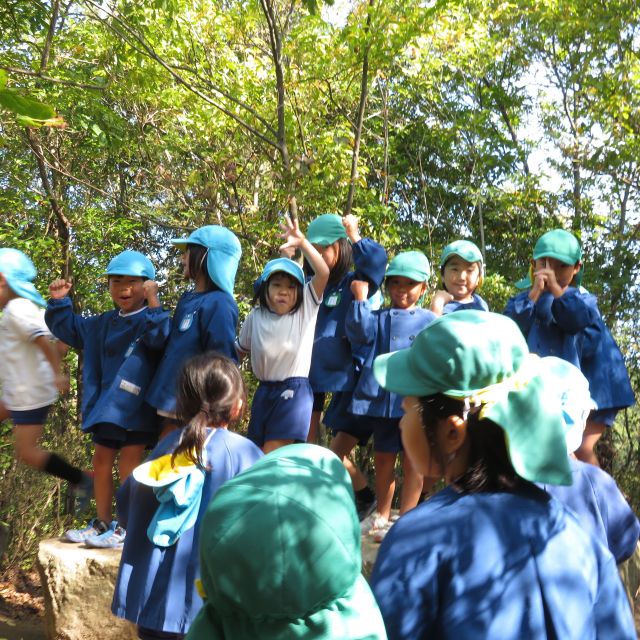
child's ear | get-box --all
[439,414,467,456]
[230,398,244,420]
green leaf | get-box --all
[0,89,56,120]
[0,70,6,91]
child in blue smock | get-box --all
[236,215,329,453]
[330,251,436,538]
[0,249,91,510]
[430,240,488,316]
[504,229,634,466]
[537,357,640,566]
[370,311,635,640]
[46,250,168,548]
[146,225,241,425]
[305,214,386,514]
[112,353,262,640]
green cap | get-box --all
[187,444,386,639]
[440,240,483,267]
[306,214,347,246]
[527,229,584,287]
[386,251,431,283]
[373,311,571,485]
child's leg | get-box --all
[119,444,146,482]
[0,401,10,423]
[330,431,369,491]
[93,444,118,523]
[373,451,396,521]
[307,410,322,444]
[575,420,606,467]
[399,452,423,515]
[13,424,48,469]
[263,439,294,454]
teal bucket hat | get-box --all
[104,250,155,280]
[517,229,584,289]
[386,251,431,283]
[0,248,46,307]
[171,226,241,296]
[373,310,571,485]
[186,444,387,640]
[440,240,483,267]
[254,258,305,295]
[306,214,347,246]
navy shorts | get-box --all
[91,423,158,450]
[322,392,356,431]
[331,415,402,453]
[588,408,619,428]
[248,377,313,447]
[312,392,327,412]
[11,405,52,425]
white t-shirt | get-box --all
[0,298,58,410]
[237,282,321,381]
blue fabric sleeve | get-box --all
[503,292,534,336]
[352,238,387,293]
[141,306,172,350]
[551,288,600,335]
[45,297,97,349]
[116,476,133,529]
[197,295,239,363]
[345,301,377,350]
[593,549,636,638]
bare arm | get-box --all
[34,335,69,394]
[280,215,329,299]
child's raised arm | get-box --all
[49,278,73,300]
[279,215,329,299]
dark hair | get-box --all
[187,243,220,292]
[172,352,245,468]
[304,237,352,288]
[418,394,533,494]
[252,272,304,314]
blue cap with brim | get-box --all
[373,311,572,485]
[253,258,304,294]
[306,214,347,246]
[104,250,155,280]
[170,225,241,296]
[0,248,46,307]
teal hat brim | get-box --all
[306,214,348,246]
[373,349,436,397]
[385,267,429,283]
[6,278,46,307]
[440,241,483,267]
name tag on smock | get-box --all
[324,291,341,308]
[179,313,195,331]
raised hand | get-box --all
[49,279,73,300]
[341,214,361,243]
[279,214,305,254]
[350,279,370,302]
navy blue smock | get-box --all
[504,288,634,412]
[45,297,169,433]
[309,238,387,393]
[146,290,238,415]
[112,427,262,634]
[442,293,489,314]
[540,457,640,564]
[345,301,436,417]
[371,486,635,640]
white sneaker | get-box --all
[360,512,388,536]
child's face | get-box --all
[267,273,298,315]
[387,276,426,310]
[399,396,441,477]
[313,242,339,271]
[0,274,10,309]
[109,276,147,313]
[532,257,580,290]
[181,249,191,279]
[442,257,480,301]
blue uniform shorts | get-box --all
[331,415,402,454]
[589,408,618,428]
[11,404,52,425]
[322,392,354,431]
[91,422,158,450]
[248,377,313,447]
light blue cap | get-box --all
[254,258,305,294]
[0,248,46,307]
[171,225,242,296]
[104,250,155,279]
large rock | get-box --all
[37,539,137,640]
